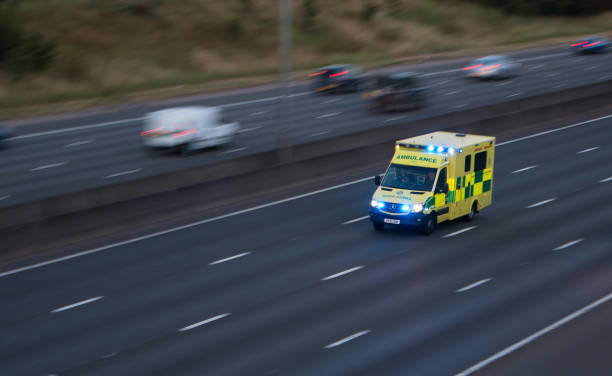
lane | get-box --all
[0,115,611,375]
[2,44,612,205]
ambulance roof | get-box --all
[397,131,494,149]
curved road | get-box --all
[0,114,611,375]
[1,43,612,206]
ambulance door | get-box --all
[456,153,472,216]
[433,166,451,223]
[473,149,493,209]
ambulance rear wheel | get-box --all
[373,222,385,231]
[465,202,477,221]
[421,215,436,235]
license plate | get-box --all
[384,218,400,224]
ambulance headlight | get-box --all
[401,204,411,212]
[412,204,423,213]
[370,200,378,208]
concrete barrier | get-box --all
[1,80,611,231]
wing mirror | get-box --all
[374,175,382,186]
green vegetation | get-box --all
[469,0,612,16]
[0,0,611,118]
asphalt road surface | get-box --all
[0,114,610,375]
[1,44,612,206]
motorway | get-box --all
[0,114,610,375]
[1,43,612,206]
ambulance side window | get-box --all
[475,151,487,171]
[464,155,472,172]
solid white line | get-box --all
[506,92,522,98]
[455,278,492,293]
[512,165,537,174]
[456,291,612,376]
[443,226,477,238]
[553,238,584,251]
[526,198,556,208]
[322,266,364,281]
[221,146,248,154]
[324,330,371,349]
[0,195,10,201]
[51,296,103,313]
[497,114,612,147]
[0,175,374,278]
[317,112,341,119]
[104,169,141,179]
[65,139,94,148]
[238,126,261,133]
[577,146,599,154]
[208,252,251,265]
[342,216,369,225]
[599,176,612,183]
[30,161,69,171]
[12,118,143,140]
[178,313,230,332]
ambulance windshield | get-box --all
[382,164,437,191]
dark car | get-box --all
[309,64,362,94]
[364,72,428,111]
[571,36,610,53]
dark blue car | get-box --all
[571,36,610,53]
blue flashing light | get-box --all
[437,146,444,153]
[377,202,385,209]
[448,147,455,155]
[427,145,434,152]
[401,204,411,212]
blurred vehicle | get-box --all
[364,72,428,112]
[309,64,362,93]
[0,124,13,148]
[370,131,495,234]
[463,55,520,80]
[141,106,239,155]
[571,36,610,53]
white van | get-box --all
[141,106,239,154]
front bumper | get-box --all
[369,210,426,226]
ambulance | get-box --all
[369,131,495,234]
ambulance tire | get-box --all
[373,222,385,231]
[464,202,477,222]
[421,214,436,235]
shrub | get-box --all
[360,1,379,22]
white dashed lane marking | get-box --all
[0,195,10,201]
[238,127,261,133]
[323,98,342,104]
[104,169,142,179]
[310,130,330,137]
[316,112,341,119]
[600,177,612,183]
[526,198,556,208]
[553,239,584,251]
[322,266,364,281]
[506,92,522,98]
[456,278,492,293]
[577,146,599,154]
[324,330,371,349]
[221,147,248,154]
[65,139,95,148]
[443,226,477,238]
[249,110,270,117]
[179,313,230,332]
[30,161,69,171]
[343,216,369,225]
[209,252,251,265]
[512,165,537,174]
[51,296,103,313]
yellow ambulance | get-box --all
[369,131,495,234]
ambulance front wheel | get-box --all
[421,215,436,235]
[373,222,385,231]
